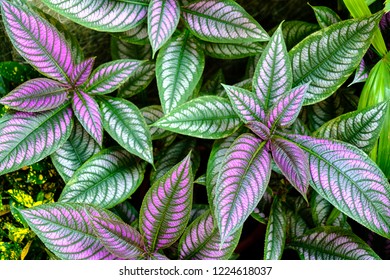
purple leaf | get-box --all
[246,121,270,141]
[267,83,310,128]
[253,25,292,111]
[214,133,271,243]
[0,78,68,112]
[0,1,74,83]
[148,0,181,56]
[0,103,73,175]
[222,84,265,123]
[87,211,145,260]
[71,57,95,87]
[179,211,241,260]
[140,153,193,252]
[270,137,309,200]
[85,59,144,95]
[72,90,103,146]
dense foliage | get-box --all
[1,0,390,260]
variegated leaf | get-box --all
[112,201,139,226]
[349,59,369,85]
[290,13,381,105]
[222,84,265,123]
[71,57,95,87]
[85,59,144,95]
[289,227,381,260]
[148,0,180,55]
[311,191,348,228]
[267,83,309,129]
[179,211,241,260]
[139,153,193,252]
[286,134,390,239]
[214,133,271,243]
[119,22,149,45]
[87,211,144,259]
[270,137,309,200]
[111,37,152,60]
[246,121,270,141]
[141,105,171,140]
[311,5,342,28]
[281,21,320,50]
[153,96,241,139]
[59,147,145,209]
[51,120,101,183]
[264,197,287,260]
[99,97,153,165]
[314,102,388,153]
[254,25,292,111]
[181,0,269,43]
[1,1,74,83]
[0,103,73,175]
[202,41,264,59]
[118,62,156,98]
[0,78,68,112]
[156,32,205,113]
[72,90,103,146]
[20,203,123,260]
[40,0,148,32]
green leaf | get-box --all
[141,105,171,140]
[289,227,381,260]
[314,102,388,153]
[310,5,341,28]
[290,13,381,105]
[59,147,145,209]
[153,96,241,139]
[156,32,205,114]
[118,62,155,99]
[202,41,264,59]
[280,21,319,50]
[100,97,154,165]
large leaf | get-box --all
[72,90,103,146]
[139,153,193,252]
[181,0,269,43]
[59,147,145,209]
[264,198,287,260]
[19,203,121,260]
[253,25,292,111]
[40,0,148,32]
[314,102,388,154]
[85,59,144,95]
[51,120,101,183]
[148,0,180,55]
[178,211,241,260]
[1,1,74,83]
[289,227,381,260]
[286,134,390,239]
[153,96,241,139]
[290,13,381,105]
[99,97,153,165]
[156,32,205,113]
[0,78,68,112]
[87,210,144,259]
[0,103,73,175]
[214,133,271,243]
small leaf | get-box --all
[111,201,139,226]
[1,1,74,83]
[71,57,95,87]
[179,211,241,260]
[148,0,180,55]
[286,134,390,239]
[290,13,381,105]
[19,203,121,260]
[281,21,320,50]
[156,32,205,113]
[246,121,270,141]
[264,197,287,260]
[349,59,369,86]
[111,37,152,60]
[202,41,264,59]
[85,59,144,95]
[99,97,153,165]
[0,103,73,175]
[214,133,271,243]
[40,0,148,32]
[72,90,103,146]
[51,120,101,183]
[59,147,145,209]
[139,153,193,252]
[153,96,241,139]
[118,62,156,98]
[141,105,171,140]
[289,227,381,260]
[311,5,342,28]
[0,78,68,112]
[253,25,292,111]
[119,22,149,45]
[181,0,269,43]
[314,102,388,153]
